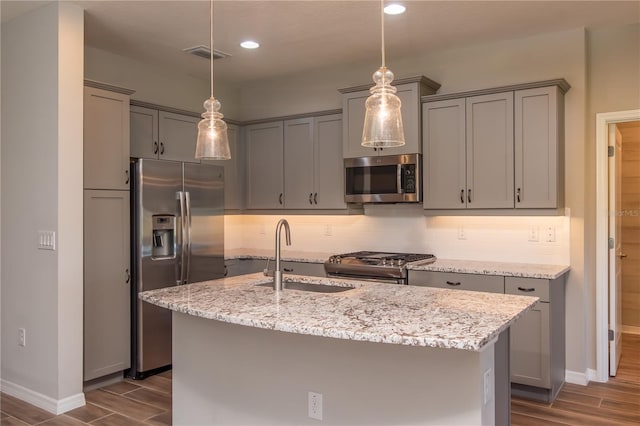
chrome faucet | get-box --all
[273,218,291,291]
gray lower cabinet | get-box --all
[506,277,566,402]
[280,261,326,277]
[408,271,566,402]
[225,258,266,277]
[408,270,504,293]
[83,189,130,381]
[225,259,326,278]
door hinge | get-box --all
[608,329,614,341]
[609,238,615,249]
[608,146,615,157]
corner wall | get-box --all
[1,2,84,412]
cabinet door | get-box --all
[246,121,284,209]
[466,92,514,208]
[343,84,421,158]
[84,189,130,380]
[515,86,560,208]
[509,302,551,388]
[203,124,243,210]
[158,111,200,163]
[423,99,467,209]
[130,106,159,160]
[409,270,504,293]
[314,114,347,209]
[284,118,315,209]
[84,87,130,190]
[281,261,326,277]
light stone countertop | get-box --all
[407,259,570,280]
[140,273,537,352]
[225,249,570,280]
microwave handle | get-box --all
[397,165,403,194]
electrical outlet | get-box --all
[457,225,466,240]
[324,224,332,237]
[483,368,493,405]
[259,224,265,235]
[308,391,323,421]
[544,226,556,242]
[18,328,26,347]
[528,226,539,242]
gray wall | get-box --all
[1,1,84,406]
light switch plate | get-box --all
[38,231,56,250]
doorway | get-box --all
[595,110,640,383]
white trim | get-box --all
[595,109,640,383]
[565,368,599,386]
[0,379,85,415]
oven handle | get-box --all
[325,273,405,285]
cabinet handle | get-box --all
[224,265,228,277]
[467,189,472,203]
[153,141,159,154]
[446,281,461,286]
[516,188,521,203]
[284,268,294,272]
[125,170,129,185]
[618,253,628,259]
[314,193,318,205]
[279,193,283,205]
[309,193,313,205]
[160,142,165,155]
[460,189,465,204]
[517,287,535,292]
[125,269,130,284]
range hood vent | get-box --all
[183,45,231,60]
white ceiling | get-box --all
[2,1,639,85]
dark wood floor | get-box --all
[2,335,639,425]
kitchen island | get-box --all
[140,273,537,425]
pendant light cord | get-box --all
[380,0,385,68]
[210,0,214,98]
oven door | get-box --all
[344,154,421,203]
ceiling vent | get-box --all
[183,45,232,60]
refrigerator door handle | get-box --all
[185,191,192,284]
[178,190,187,285]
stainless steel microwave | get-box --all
[344,153,421,203]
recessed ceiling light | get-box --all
[240,40,260,49]
[384,3,406,15]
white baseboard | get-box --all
[565,369,591,386]
[0,379,85,415]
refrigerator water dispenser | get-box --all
[151,214,176,259]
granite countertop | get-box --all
[408,259,570,280]
[140,273,537,352]
[225,249,570,280]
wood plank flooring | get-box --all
[2,336,639,425]
[1,370,171,426]
[511,333,640,425]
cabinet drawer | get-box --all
[505,277,549,302]
[409,271,504,293]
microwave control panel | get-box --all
[402,165,416,193]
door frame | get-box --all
[595,109,640,382]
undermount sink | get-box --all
[257,281,355,293]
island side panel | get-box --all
[172,312,498,425]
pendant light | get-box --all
[361,0,405,148]
[195,0,231,160]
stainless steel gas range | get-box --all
[324,251,436,284]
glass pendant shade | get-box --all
[362,67,405,147]
[195,97,231,160]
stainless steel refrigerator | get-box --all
[129,158,224,379]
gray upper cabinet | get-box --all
[203,124,243,210]
[466,92,514,208]
[246,114,347,211]
[422,92,514,209]
[84,86,131,190]
[284,118,315,209]
[340,76,440,158]
[246,121,285,209]
[130,105,200,163]
[515,86,564,209]
[422,80,569,213]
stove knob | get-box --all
[381,259,387,265]
[397,259,405,266]
[335,256,342,264]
